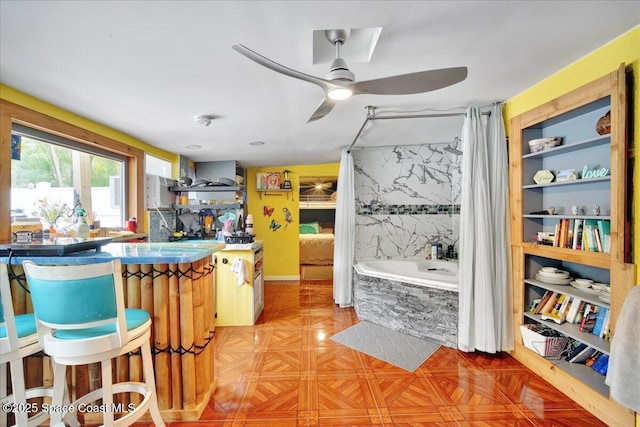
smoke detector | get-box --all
[195,115,215,126]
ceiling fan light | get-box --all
[328,87,352,100]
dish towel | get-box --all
[231,258,248,286]
[605,285,640,412]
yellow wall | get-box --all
[504,26,639,280]
[247,163,340,279]
[0,84,177,165]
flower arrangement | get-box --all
[36,198,70,226]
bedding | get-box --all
[299,233,335,265]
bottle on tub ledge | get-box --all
[428,243,445,260]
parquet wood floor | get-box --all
[135,280,607,426]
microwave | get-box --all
[145,174,177,209]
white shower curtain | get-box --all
[333,148,355,307]
[458,104,513,353]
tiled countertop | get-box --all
[0,241,226,265]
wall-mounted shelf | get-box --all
[172,203,242,210]
[170,186,245,193]
[257,189,294,201]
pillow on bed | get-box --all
[319,222,334,234]
[299,224,318,234]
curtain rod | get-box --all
[347,106,491,153]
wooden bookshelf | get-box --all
[508,64,635,427]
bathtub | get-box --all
[353,259,458,291]
[352,258,459,348]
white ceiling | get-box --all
[1,1,638,167]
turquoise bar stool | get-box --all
[22,260,165,427]
[0,263,53,427]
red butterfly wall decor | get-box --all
[263,206,275,217]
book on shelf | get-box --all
[550,293,567,316]
[569,345,597,364]
[572,219,583,250]
[538,292,559,314]
[583,219,600,252]
[604,234,612,254]
[567,219,574,248]
[553,223,560,247]
[559,295,573,318]
[594,227,603,252]
[533,291,552,314]
[556,218,573,248]
[579,304,599,332]
[565,297,583,323]
[592,307,609,337]
[599,308,611,339]
[573,300,587,324]
[592,353,609,375]
[585,350,601,367]
[597,220,610,243]
[528,298,542,313]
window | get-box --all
[11,125,127,228]
[145,154,172,178]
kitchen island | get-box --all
[1,241,225,422]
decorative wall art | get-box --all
[533,170,555,184]
[269,219,281,232]
[581,165,610,179]
[596,110,611,135]
[263,206,274,217]
[282,207,293,228]
[556,169,578,182]
[257,172,281,190]
[11,134,21,160]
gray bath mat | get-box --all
[330,321,440,372]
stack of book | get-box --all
[552,219,610,253]
[528,291,611,339]
[564,341,610,375]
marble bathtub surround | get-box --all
[353,141,462,259]
[353,271,459,348]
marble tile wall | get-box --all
[353,271,458,348]
[353,141,462,259]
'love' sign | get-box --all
[582,165,610,179]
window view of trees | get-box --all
[11,138,119,188]
[11,134,125,228]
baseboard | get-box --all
[265,275,300,281]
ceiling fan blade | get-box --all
[233,44,333,91]
[352,67,468,95]
[307,97,336,123]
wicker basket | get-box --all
[520,324,570,357]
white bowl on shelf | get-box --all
[536,269,570,279]
[534,273,572,285]
[570,281,599,293]
[574,278,594,288]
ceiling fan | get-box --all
[232,29,468,123]
[300,177,336,192]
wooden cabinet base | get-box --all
[8,257,217,422]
